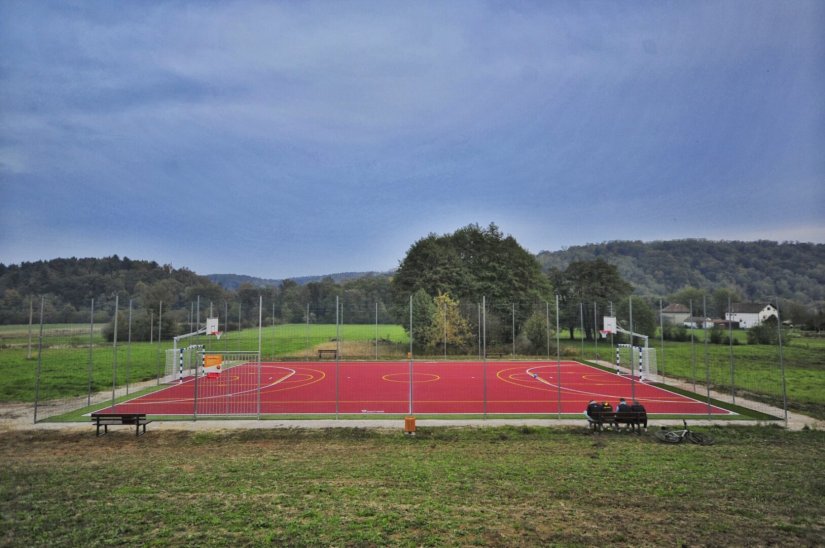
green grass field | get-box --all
[1,426,823,545]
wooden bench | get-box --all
[318,349,337,359]
[586,405,615,432]
[614,405,648,432]
[91,413,152,437]
[486,353,505,359]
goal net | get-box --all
[617,345,659,382]
[164,348,260,383]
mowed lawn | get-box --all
[2,426,823,546]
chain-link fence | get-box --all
[4,293,793,422]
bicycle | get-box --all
[653,420,715,445]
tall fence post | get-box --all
[408,294,413,416]
[482,296,487,418]
[375,302,379,360]
[111,294,119,411]
[258,295,263,420]
[629,297,636,403]
[555,294,561,419]
[704,295,712,417]
[728,296,736,404]
[87,298,95,406]
[126,299,133,395]
[512,302,516,358]
[690,299,697,392]
[27,297,34,360]
[593,302,598,360]
[156,301,163,385]
[776,299,788,427]
[336,296,341,419]
[659,299,666,383]
[33,297,45,424]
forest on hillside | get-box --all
[1,239,822,335]
[536,240,825,304]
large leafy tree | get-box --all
[615,297,657,339]
[392,223,553,345]
[553,259,633,339]
[392,223,552,305]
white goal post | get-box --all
[616,345,659,382]
[164,349,260,383]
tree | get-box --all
[520,311,551,355]
[407,289,436,350]
[616,298,657,339]
[392,223,553,349]
[747,317,792,345]
[669,287,709,312]
[553,259,633,340]
[425,293,473,353]
[392,223,552,306]
[713,287,744,318]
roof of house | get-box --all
[729,303,774,314]
[662,303,690,313]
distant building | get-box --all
[683,316,714,329]
[661,303,690,326]
[713,319,740,329]
[725,303,778,329]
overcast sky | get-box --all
[1,1,823,279]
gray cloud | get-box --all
[1,1,823,277]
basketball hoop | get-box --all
[211,331,222,341]
[599,330,609,339]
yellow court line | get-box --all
[382,372,441,384]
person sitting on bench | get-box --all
[630,400,648,432]
[585,400,604,431]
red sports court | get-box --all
[98,360,732,417]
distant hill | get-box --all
[536,240,825,303]
[207,271,391,290]
[0,256,222,323]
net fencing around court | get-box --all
[189,351,261,416]
[18,292,793,423]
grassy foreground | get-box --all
[2,426,823,546]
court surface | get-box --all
[99,360,733,416]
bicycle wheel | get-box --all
[653,430,684,444]
[687,431,715,446]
